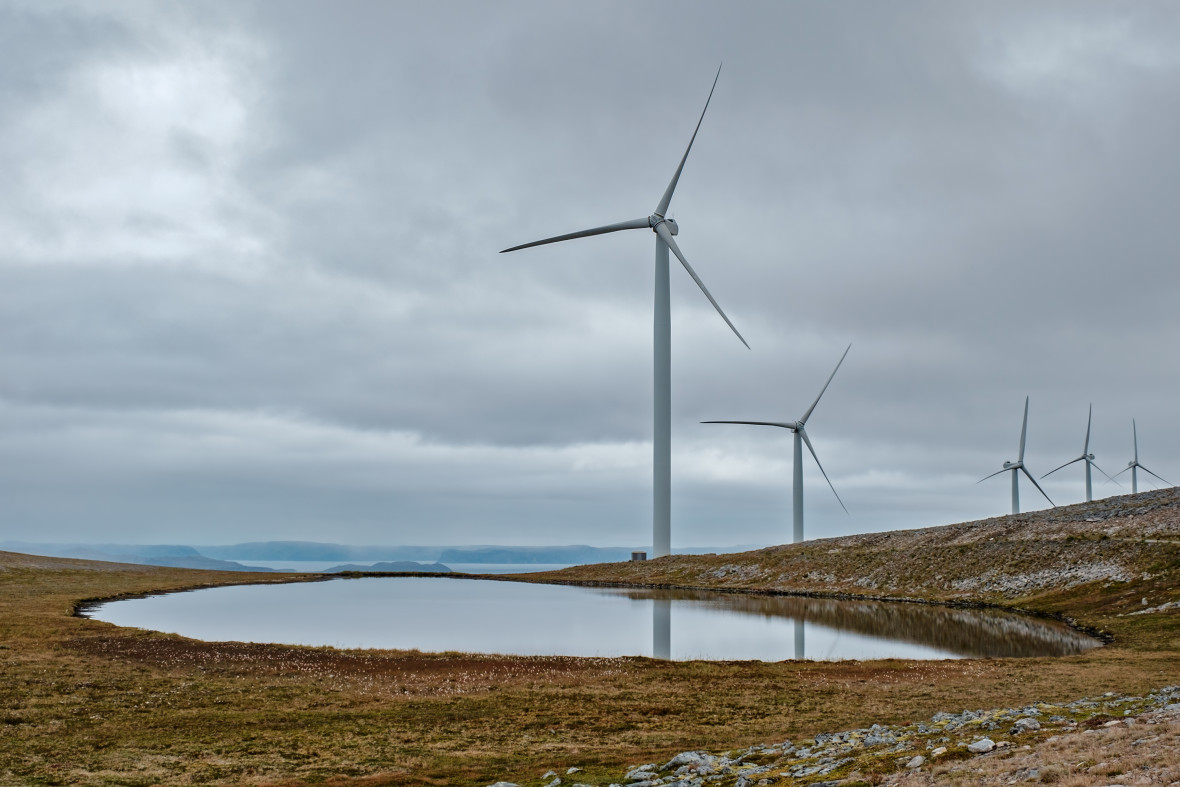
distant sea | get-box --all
[241,560,574,575]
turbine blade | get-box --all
[1138,465,1174,487]
[1042,456,1083,478]
[1090,460,1121,485]
[500,217,650,253]
[655,64,722,218]
[1021,466,1055,507]
[1018,396,1030,462]
[1083,404,1092,454]
[978,467,1010,484]
[654,221,749,349]
[799,344,851,425]
[800,429,847,513]
[1112,466,1132,479]
[1133,419,1139,463]
[701,420,796,429]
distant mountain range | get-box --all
[438,546,637,564]
[1,540,762,573]
[322,561,452,574]
[197,541,447,562]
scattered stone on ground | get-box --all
[499,686,1180,787]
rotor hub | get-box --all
[649,215,679,235]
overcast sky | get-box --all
[2,1,1178,549]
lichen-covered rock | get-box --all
[662,750,717,772]
[1012,717,1041,733]
[624,765,657,781]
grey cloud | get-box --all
[1,1,1178,548]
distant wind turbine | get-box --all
[501,65,747,558]
[978,396,1054,515]
[1041,404,1117,502]
[702,345,851,544]
[1113,419,1173,493]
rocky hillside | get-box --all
[539,489,1180,613]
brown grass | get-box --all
[1,490,1179,785]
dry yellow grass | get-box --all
[1,489,1178,785]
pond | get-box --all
[84,577,1101,662]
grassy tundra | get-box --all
[1,489,1178,785]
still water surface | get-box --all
[243,561,572,574]
[88,577,1100,661]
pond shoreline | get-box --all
[73,568,1112,653]
[79,572,1101,661]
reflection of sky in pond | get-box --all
[89,577,1099,661]
[241,561,573,574]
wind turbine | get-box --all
[978,396,1054,515]
[501,66,747,559]
[1041,404,1117,502]
[702,345,851,544]
[1113,419,1173,493]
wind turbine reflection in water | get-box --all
[501,65,748,558]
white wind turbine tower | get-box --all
[702,345,851,544]
[1113,420,1173,493]
[978,396,1055,515]
[501,66,747,559]
[1041,404,1117,502]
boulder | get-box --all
[967,738,996,754]
[625,765,657,781]
[905,755,925,769]
[662,751,715,771]
[1011,717,1041,734]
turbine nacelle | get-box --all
[1085,453,1095,461]
[650,216,680,236]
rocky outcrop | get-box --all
[543,488,1180,605]
[496,686,1180,787]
